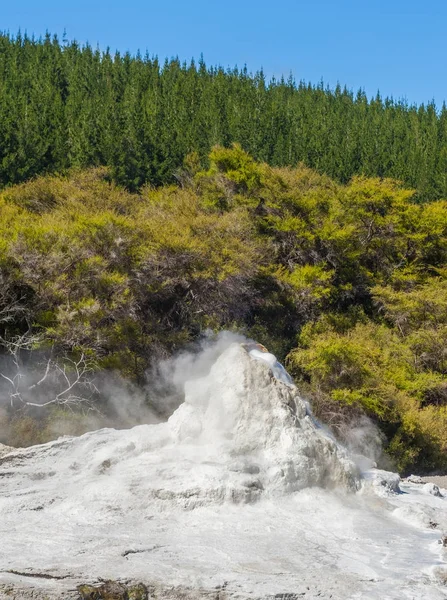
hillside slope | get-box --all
[0,146,446,472]
[1,33,447,198]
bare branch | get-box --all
[0,372,16,387]
[0,334,98,410]
[28,358,52,390]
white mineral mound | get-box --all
[0,342,446,600]
[168,343,359,497]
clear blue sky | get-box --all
[2,0,446,106]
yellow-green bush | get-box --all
[0,149,445,471]
[288,310,447,472]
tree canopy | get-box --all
[1,32,447,199]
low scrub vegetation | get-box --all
[0,146,445,473]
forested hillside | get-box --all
[0,146,446,473]
[1,32,447,198]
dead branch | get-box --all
[0,333,98,409]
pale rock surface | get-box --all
[0,443,13,457]
[360,468,402,497]
[0,343,446,600]
[168,344,359,497]
[423,482,444,498]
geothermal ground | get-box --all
[0,343,446,599]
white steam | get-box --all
[147,330,248,416]
[0,328,386,474]
[338,415,386,470]
[1,335,447,599]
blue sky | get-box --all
[2,0,446,106]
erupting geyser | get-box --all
[168,343,359,498]
[0,340,446,599]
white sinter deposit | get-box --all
[0,342,446,599]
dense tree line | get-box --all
[0,147,446,472]
[1,32,447,197]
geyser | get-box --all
[168,343,359,497]
[0,340,446,600]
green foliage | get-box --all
[0,165,265,376]
[2,33,447,199]
[288,297,447,472]
[373,279,447,333]
[0,147,445,472]
[208,143,263,193]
